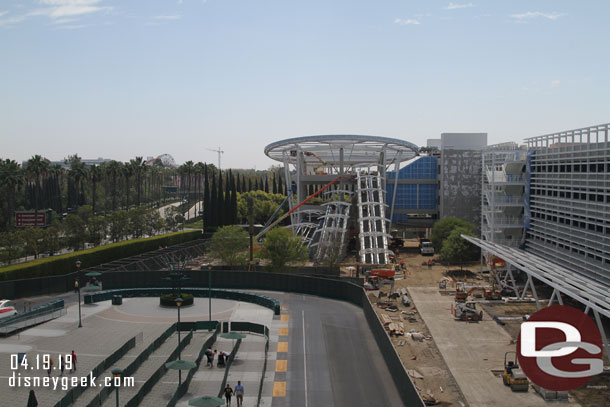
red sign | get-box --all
[15,212,47,227]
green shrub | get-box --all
[0,230,201,281]
[160,293,194,307]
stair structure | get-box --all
[356,172,392,264]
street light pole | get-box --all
[76,260,82,328]
[175,297,183,385]
[207,263,212,321]
[112,368,122,407]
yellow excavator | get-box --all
[502,352,529,392]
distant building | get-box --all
[426,138,441,149]
[43,157,113,168]
[440,133,487,150]
[438,133,488,228]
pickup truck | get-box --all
[419,239,435,256]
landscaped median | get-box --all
[0,230,201,281]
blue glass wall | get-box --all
[386,156,438,224]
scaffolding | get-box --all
[264,135,419,264]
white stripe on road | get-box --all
[302,309,308,407]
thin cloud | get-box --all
[153,15,181,20]
[510,11,566,21]
[445,2,474,10]
[394,18,420,26]
[551,80,561,88]
[0,11,8,18]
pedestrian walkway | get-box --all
[138,331,212,407]
[174,335,268,407]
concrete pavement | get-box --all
[409,287,581,407]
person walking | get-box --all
[74,279,79,293]
[427,259,432,269]
[224,384,234,407]
[47,356,54,377]
[70,350,77,373]
[205,347,216,368]
[59,355,65,376]
[234,381,244,407]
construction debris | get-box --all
[380,313,392,326]
[407,369,424,379]
[388,322,405,336]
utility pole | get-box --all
[248,197,254,271]
[206,147,224,170]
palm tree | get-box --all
[130,156,146,207]
[47,164,64,214]
[89,164,102,213]
[105,160,121,211]
[0,159,23,229]
[67,155,87,210]
[26,155,49,226]
[122,162,133,209]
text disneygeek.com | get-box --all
[8,372,135,391]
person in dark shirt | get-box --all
[224,384,234,406]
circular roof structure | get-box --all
[264,135,419,165]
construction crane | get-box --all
[206,147,224,169]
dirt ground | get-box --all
[361,248,473,406]
[349,243,610,407]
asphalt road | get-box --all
[270,292,404,407]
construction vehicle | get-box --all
[455,283,502,301]
[452,301,483,321]
[503,352,529,392]
[418,238,434,256]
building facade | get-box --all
[523,123,610,286]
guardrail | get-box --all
[54,334,138,407]
[0,299,65,336]
[217,338,242,398]
[85,324,177,407]
[84,288,280,315]
[167,322,220,407]
[125,330,195,407]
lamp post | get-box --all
[207,263,212,321]
[111,368,122,407]
[175,297,183,385]
[76,260,82,328]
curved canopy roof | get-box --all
[264,135,419,165]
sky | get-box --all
[1,1,609,169]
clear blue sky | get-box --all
[1,1,608,169]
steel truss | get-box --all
[463,235,610,365]
[357,173,392,264]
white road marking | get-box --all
[302,309,308,407]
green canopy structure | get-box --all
[165,360,197,370]
[188,396,224,407]
[85,271,102,277]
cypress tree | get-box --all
[236,173,241,193]
[224,170,233,225]
[241,176,246,193]
[217,171,224,226]
[210,174,217,227]
[254,178,260,191]
[272,175,278,194]
[264,177,269,193]
[277,175,284,195]
[203,164,210,228]
[231,177,238,224]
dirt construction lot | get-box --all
[360,248,609,407]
